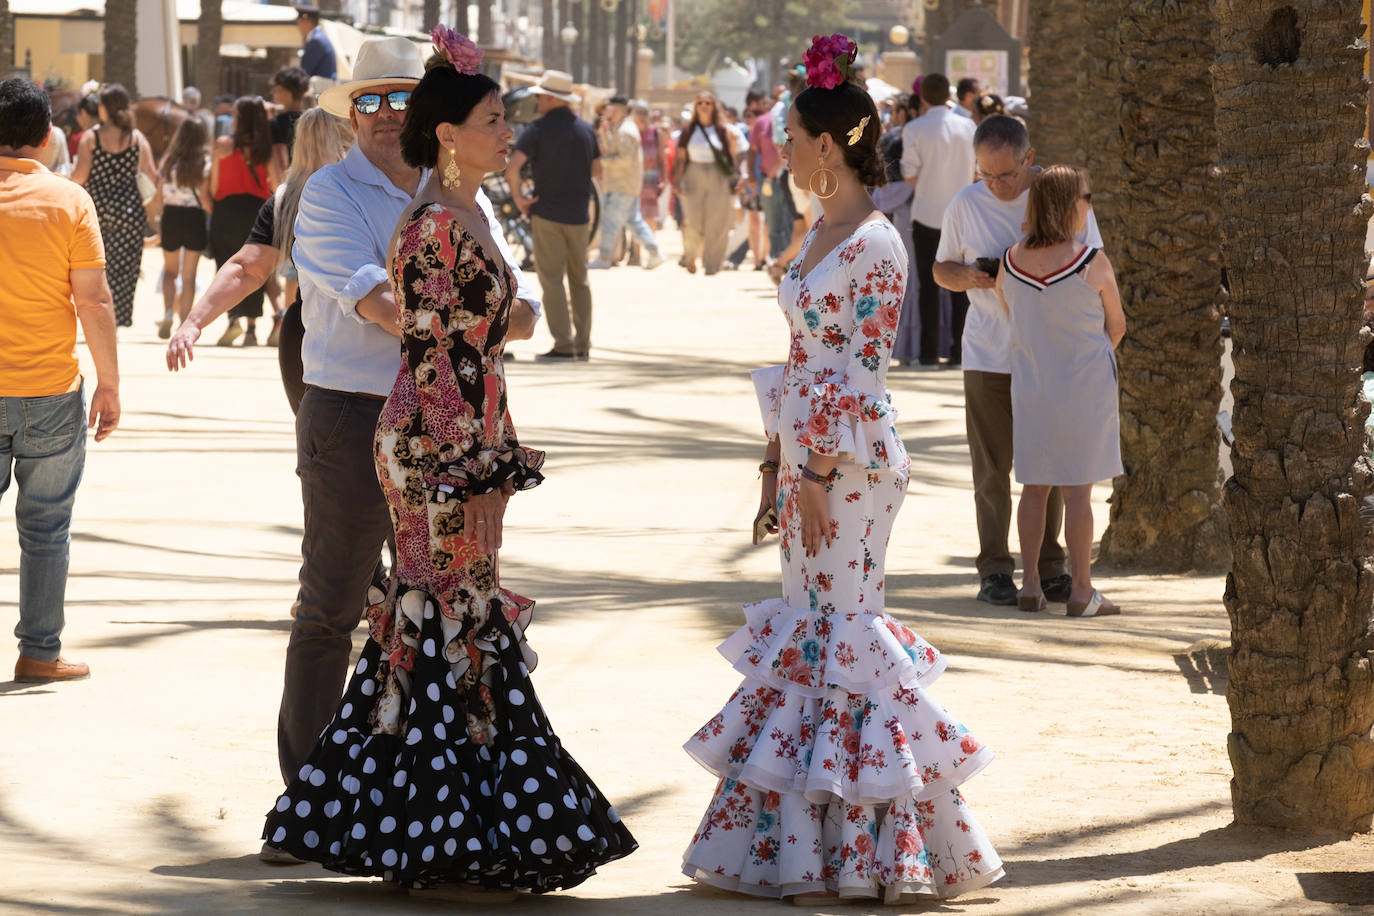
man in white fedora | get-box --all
[266,35,541,863]
[506,69,600,359]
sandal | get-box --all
[1018,591,1047,613]
[1067,589,1121,618]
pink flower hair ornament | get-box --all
[803,33,858,90]
[430,25,484,75]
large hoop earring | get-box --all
[809,155,838,199]
[442,149,462,190]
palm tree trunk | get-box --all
[1095,0,1226,571]
[1025,0,1080,168]
[1074,0,1122,252]
[104,0,138,95]
[615,0,628,92]
[194,0,223,102]
[1218,0,1374,830]
[476,0,493,44]
[0,0,13,80]
[423,0,441,31]
[541,0,557,67]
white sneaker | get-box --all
[644,252,665,270]
[587,258,612,269]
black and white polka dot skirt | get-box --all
[262,588,637,891]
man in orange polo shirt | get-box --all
[0,79,121,682]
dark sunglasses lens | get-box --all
[353,94,381,114]
[387,91,411,111]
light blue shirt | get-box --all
[294,144,541,396]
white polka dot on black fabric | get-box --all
[408,821,423,838]
[530,838,547,855]
[370,788,384,806]
[437,785,449,802]
[298,765,314,781]
[361,680,376,696]
[304,830,319,848]
[427,683,440,702]
[509,689,525,706]
[422,638,436,657]
[272,826,286,843]
[393,770,408,788]
[467,837,482,851]
[556,835,573,852]
[382,849,398,867]
[356,658,368,675]
[431,755,445,771]
[433,723,446,740]
[537,803,554,819]
[422,845,435,862]
[341,703,353,718]
[503,792,518,809]
[309,770,326,787]
[348,744,361,760]
[276,796,291,813]
[523,778,539,793]
[516,815,531,832]
[329,841,341,855]
[351,823,366,840]
[363,757,377,775]
[449,811,464,828]
[332,730,347,744]
[324,800,341,818]
[380,816,396,833]
[406,728,421,746]
[444,838,457,855]
[430,815,444,833]
[295,800,311,817]
[511,750,527,765]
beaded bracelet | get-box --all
[799,465,829,485]
[759,460,780,475]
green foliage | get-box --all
[652,0,853,75]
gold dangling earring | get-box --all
[809,153,838,200]
[442,149,462,190]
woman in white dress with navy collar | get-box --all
[997,164,1126,618]
[681,34,1004,905]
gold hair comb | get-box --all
[846,116,870,146]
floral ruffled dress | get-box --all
[682,216,1003,902]
[263,204,636,891]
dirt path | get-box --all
[1,238,1371,915]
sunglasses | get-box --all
[352,90,412,115]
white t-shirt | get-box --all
[686,126,726,164]
[937,178,1103,374]
[899,106,977,230]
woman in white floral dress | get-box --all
[681,34,1004,904]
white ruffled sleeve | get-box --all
[750,364,785,440]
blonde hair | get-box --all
[1024,164,1087,249]
[273,109,355,261]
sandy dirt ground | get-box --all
[2,231,1373,915]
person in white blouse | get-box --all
[671,91,739,274]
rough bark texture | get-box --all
[1075,0,1123,253]
[104,0,138,96]
[1096,0,1226,571]
[194,0,222,102]
[0,0,13,79]
[1216,0,1374,831]
[1026,0,1081,168]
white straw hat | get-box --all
[318,37,424,118]
[529,69,580,104]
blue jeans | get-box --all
[0,387,87,662]
[598,191,659,261]
[764,175,792,259]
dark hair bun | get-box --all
[792,82,887,188]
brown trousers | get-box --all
[530,214,593,354]
[963,369,1068,578]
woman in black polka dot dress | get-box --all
[261,28,637,895]
[72,84,157,328]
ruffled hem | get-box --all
[683,779,1002,901]
[263,590,637,891]
[685,675,993,805]
[797,381,909,475]
[719,599,945,698]
[427,445,546,504]
[751,365,784,440]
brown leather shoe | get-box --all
[14,655,90,682]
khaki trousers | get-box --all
[963,369,1068,578]
[530,214,593,353]
[679,163,734,273]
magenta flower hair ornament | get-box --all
[802,33,859,90]
[430,25,484,75]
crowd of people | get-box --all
[0,13,1132,905]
